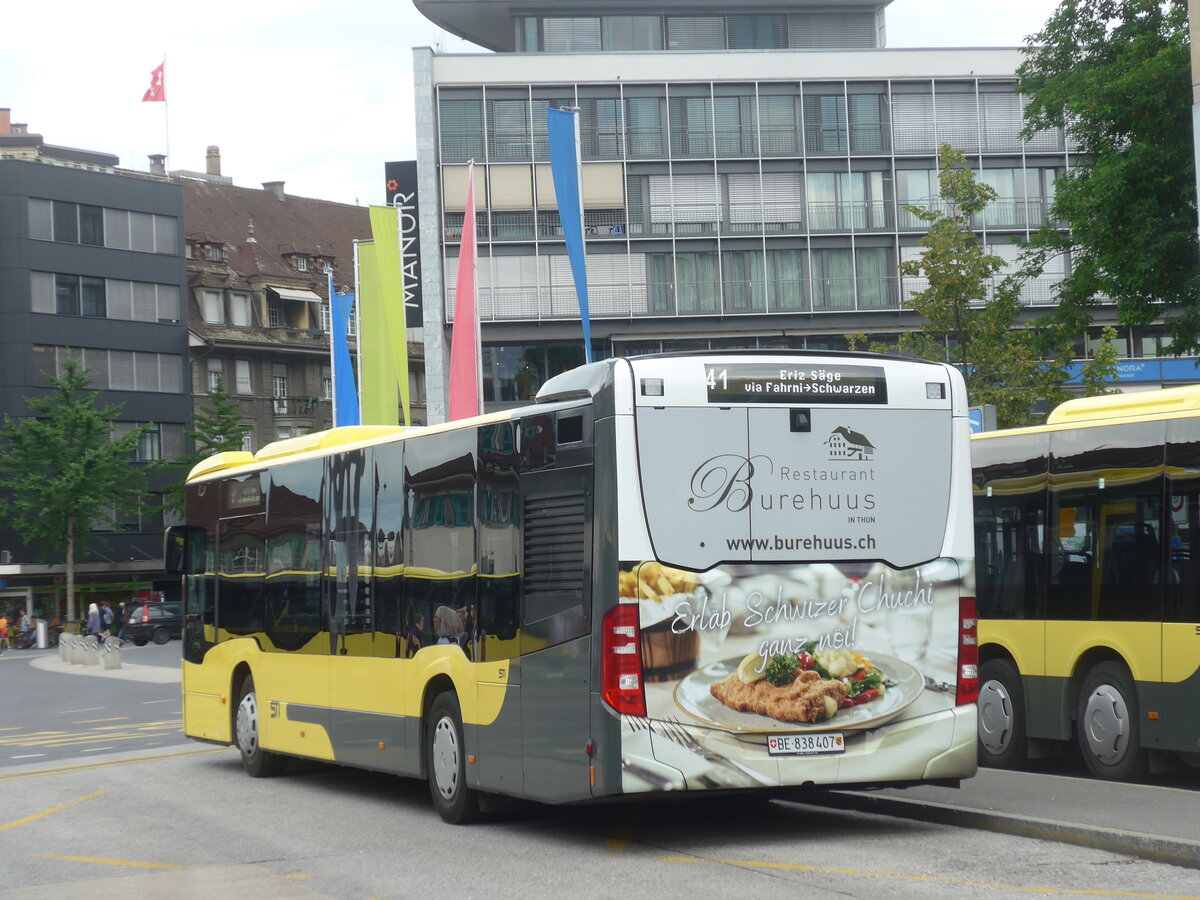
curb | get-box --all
[29,653,182,684]
[807,791,1200,871]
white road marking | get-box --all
[81,747,115,753]
[10,754,45,759]
[60,708,106,714]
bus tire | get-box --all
[235,674,285,778]
[1076,662,1147,781]
[977,659,1027,769]
[426,692,480,824]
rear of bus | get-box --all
[588,353,978,795]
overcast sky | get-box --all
[5,0,1060,207]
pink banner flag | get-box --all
[448,162,482,420]
[142,62,165,103]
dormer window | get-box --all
[204,244,222,261]
[295,256,308,272]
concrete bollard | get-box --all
[69,636,84,665]
[82,635,99,667]
[100,637,122,670]
[58,633,69,662]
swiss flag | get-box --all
[142,62,165,103]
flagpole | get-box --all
[353,240,364,424]
[162,53,170,169]
[327,267,338,427]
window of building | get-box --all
[207,359,224,392]
[240,430,255,453]
[204,244,222,261]
[81,276,106,317]
[295,256,308,272]
[276,426,293,441]
[201,289,223,324]
[52,201,79,243]
[625,97,663,158]
[229,292,251,327]
[136,424,162,462]
[236,359,253,394]
[488,99,531,162]
[79,205,104,246]
[439,98,485,163]
[806,171,888,232]
[811,248,855,311]
[804,93,848,154]
[321,366,333,401]
[667,17,726,50]
[267,298,284,327]
[542,17,601,52]
[669,96,714,158]
[723,250,767,312]
[727,14,787,49]
[55,274,80,316]
[319,301,332,333]
[603,16,662,50]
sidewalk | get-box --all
[813,767,1200,870]
[27,650,182,684]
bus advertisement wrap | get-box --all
[622,558,965,789]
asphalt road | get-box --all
[2,641,1199,899]
[0,641,187,766]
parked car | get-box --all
[124,601,183,646]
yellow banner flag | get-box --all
[356,241,397,426]
[368,206,411,426]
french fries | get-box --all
[618,561,698,603]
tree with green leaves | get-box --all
[0,357,148,624]
[858,144,1116,428]
[161,380,248,514]
[1017,0,1199,350]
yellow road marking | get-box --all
[659,857,1200,899]
[0,747,230,783]
[37,853,185,871]
[0,789,108,832]
[604,822,635,853]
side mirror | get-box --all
[164,525,206,575]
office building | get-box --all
[410,0,1180,418]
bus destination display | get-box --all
[705,363,888,404]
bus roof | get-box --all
[1046,384,1200,426]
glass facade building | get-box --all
[411,1,1155,416]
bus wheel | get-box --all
[1076,662,1147,781]
[977,659,1027,769]
[235,674,285,778]
[426,692,480,824]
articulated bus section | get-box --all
[172,351,979,822]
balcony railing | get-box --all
[273,396,319,416]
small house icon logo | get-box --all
[825,426,875,461]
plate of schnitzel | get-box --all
[673,651,924,733]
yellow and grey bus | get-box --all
[167,351,980,822]
[974,385,1200,780]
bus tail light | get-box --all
[601,604,646,717]
[956,596,979,706]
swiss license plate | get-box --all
[767,732,845,756]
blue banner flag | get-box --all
[329,269,360,427]
[547,107,593,364]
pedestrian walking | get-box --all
[0,612,9,651]
[85,602,101,640]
